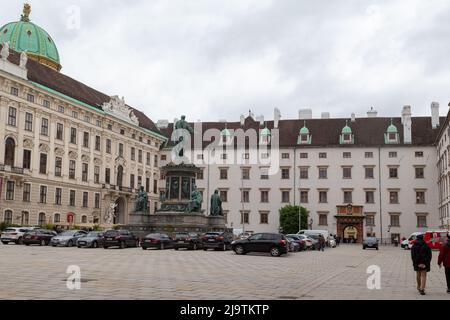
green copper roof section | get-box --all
[300,121,310,135]
[261,127,271,135]
[387,119,398,133]
[30,81,167,142]
[220,126,231,137]
[342,121,352,134]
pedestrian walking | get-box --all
[438,233,450,294]
[336,235,341,247]
[411,234,432,295]
[319,234,326,252]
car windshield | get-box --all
[205,233,221,236]
[87,232,101,237]
[4,228,17,232]
[104,231,118,236]
[60,231,77,236]
[146,234,161,239]
[366,237,377,241]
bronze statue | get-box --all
[210,190,223,216]
[134,186,149,213]
[175,115,194,134]
[186,185,203,213]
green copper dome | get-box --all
[261,127,271,135]
[0,4,61,71]
[387,119,398,133]
[342,124,352,134]
[300,121,310,135]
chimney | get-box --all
[321,112,330,119]
[156,120,169,129]
[402,106,412,144]
[367,107,378,118]
[256,115,265,127]
[240,115,245,126]
[274,108,281,128]
[351,113,356,122]
[299,109,313,120]
[431,102,440,129]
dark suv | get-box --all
[173,232,203,250]
[202,232,233,251]
[102,230,139,249]
[231,233,288,257]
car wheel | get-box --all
[40,239,46,246]
[52,244,57,247]
[93,241,98,249]
[1,241,9,245]
[234,245,245,255]
[120,241,126,249]
[103,246,108,249]
[376,247,379,251]
[270,247,281,257]
[67,240,73,248]
[77,245,81,248]
[193,244,198,250]
[142,246,147,250]
[160,243,165,250]
[17,237,23,245]
[222,243,227,251]
[363,246,366,250]
[174,247,179,251]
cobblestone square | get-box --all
[0,244,449,300]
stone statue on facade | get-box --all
[186,185,203,213]
[1,42,10,61]
[210,190,223,216]
[19,51,28,69]
[134,186,149,213]
[105,202,118,225]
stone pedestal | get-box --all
[148,212,227,234]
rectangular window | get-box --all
[343,152,352,158]
[95,193,100,209]
[153,180,158,194]
[130,174,135,189]
[261,191,269,203]
[6,181,15,200]
[69,160,76,179]
[146,153,151,166]
[343,167,352,179]
[319,191,328,203]
[72,111,78,119]
[56,123,64,140]
[119,143,124,157]
[23,149,31,170]
[146,178,150,193]
[366,215,375,227]
[260,168,269,180]
[415,151,424,158]
[319,214,328,226]
[40,186,47,204]
[39,153,47,174]
[105,168,111,184]
[417,215,427,228]
[300,153,308,159]
[389,168,398,178]
[27,94,35,103]
[416,191,426,204]
[300,190,309,203]
[43,100,50,108]
[106,139,111,154]
[220,190,228,202]
[58,105,65,113]
[389,191,399,204]
[83,132,89,148]
[82,192,88,208]
[7,107,17,126]
[241,212,250,224]
[365,167,374,179]
[390,214,400,227]
[282,191,290,203]
[161,155,167,161]
[69,190,76,207]
[366,191,375,204]
[55,188,62,205]
[94,166,100,184]
[197,169,204,180]
[282,153,290,159]
[220,169,228,180]
[25,112,33,131]
[23,183,31,202]
[131,147,136,161]
[242,168,250,180]
[70,128,77,144]
[415,167,424,179]
[389,151,398,158]
[260,212,269,224]
[40,118,49,136]
[242,190,250,203]
[82,163,88,182]
[318,167,327,179]
[344,191,352,204]
[319,153,327,159]
[96,120,102,127]
[10,87,19,96]
[138,150,143,163]
[300,167,309,179]
[281,168,290,180]
[154,155,158,167]
[95,136,101,151]
[365,152,374,158]
[55,157,62,177]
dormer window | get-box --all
[297,122,312,145]
[340,121,354,145]
[385,119,399,144]
[220,126,232,146]
[260,127,271,145]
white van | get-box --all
[297,230,330,241]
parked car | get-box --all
[232,233,288,257]
[405,232,425,250]
[363,237,379,250]
[51,230,88,247]
[173,232,202,250]
[1,227,33,245]
[23,230,55,246]
[306,234,321,250]
[77,231,104,248]
[296,234,314,250]
[202,232,234,251]
[141,233,174,250]
[286,234,307,251]
[102,230,139,249]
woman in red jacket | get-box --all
[438,233,450,293]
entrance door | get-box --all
[344,226,358,243]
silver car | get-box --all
[76,231,104,248]
[51,230,87,247]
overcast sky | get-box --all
[3,0,450,122]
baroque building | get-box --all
[0,6,166,228]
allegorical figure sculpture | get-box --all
[105,202,118,225]
[210,190,223,216]
[1,42,10,61]
[19,51,28,69]
[173,116,194,158]
[135,186,149,213]
[187,185,203,213]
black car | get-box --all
[173,232,202,250]
[23,230,55,246]
[231,233,289,257]
[102,230,139,249]
[363,237,379,250]
[141,233,174,250]
[202,232,233,251]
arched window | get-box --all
[3,210,13,224]
[81,215,88,224]
[4,137,16,166]
[54,213,61,224]
[38,213,46,226]
[21,211,29,226]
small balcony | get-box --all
[0,164,25,175]
[102,184,134,194]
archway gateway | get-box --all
[335,205,365,244]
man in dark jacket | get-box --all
[438,233,450,293]
[411,234,432,295]
[318,234,326,252]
